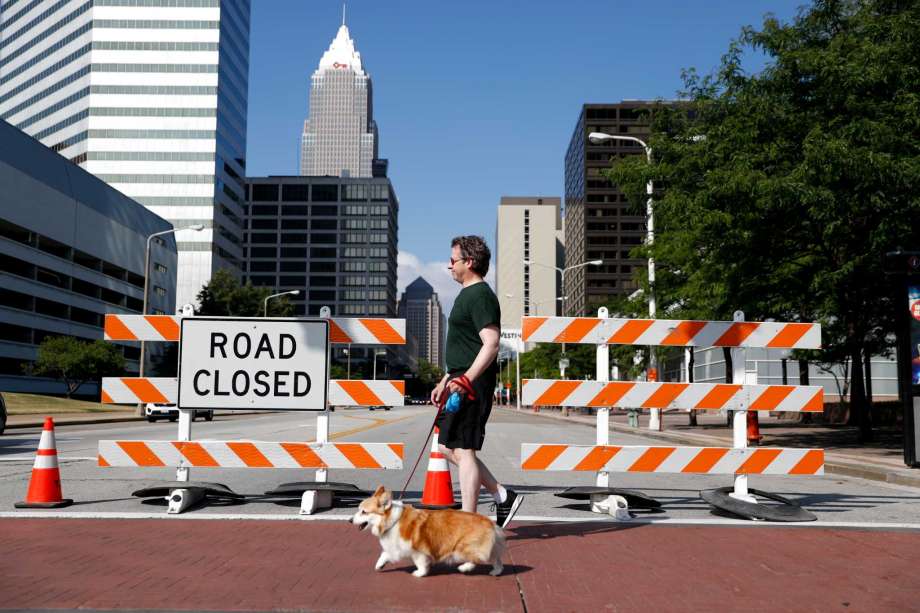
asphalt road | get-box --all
[2,405,919,526]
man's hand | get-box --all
[446,376,471,394]
[430,379,447,406]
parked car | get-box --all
[145,403,213,423]
[0,393,6,435]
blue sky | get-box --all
[247,0,806,312]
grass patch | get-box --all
[1,392,130,415]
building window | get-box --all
[154,286,167,296]
[154,263,168,273]
[312,185,338,202]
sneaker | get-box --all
[493,489,524,528]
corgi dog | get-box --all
[352,485,505,577]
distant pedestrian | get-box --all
[430,235,523,528]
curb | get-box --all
[5,411,273,430]
[6,415,142,429]
[499,407,920,490]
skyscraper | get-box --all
[496,196,564,330]
[564,101,659,316]
[397,277,445,370]
[300,18,378,178]
[0,0,250,309]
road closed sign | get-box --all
[178,317,329,411]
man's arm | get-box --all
[449,324,499,390]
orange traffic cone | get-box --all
[418,428,460,509]
[15,418,72,508]
[747,411,763,446]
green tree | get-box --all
[605,0,920,441]
[196,269,295,317]
[29,336,126,398]
[417,359,445,388]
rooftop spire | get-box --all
[342,2,346,26]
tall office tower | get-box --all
[397,277,445,369]
[564,101,660,316]
[300,18,379,178]
[242,176,398,318]
[495,197,564,331]
[0,0,250,309]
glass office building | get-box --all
[0,0,250,309]
[0,118,177,395]
[243,176,398,318]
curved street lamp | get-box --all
[137,224,203,415]
[264,289,300,317]
[522,259,602,317]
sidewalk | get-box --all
[2,518,918,612]
[5,410,267,429]
[498,405,920,489]
[6,410,142,429]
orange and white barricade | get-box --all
[99,309,407,514]
[520,308,825,521]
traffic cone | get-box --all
[747,411,763,446]
[418,427,460,509]
[15,418,72,508]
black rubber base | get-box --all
[554,486,662,509]
[265,481,370,498]
[132,481,243,499]
[14,499,73,509]
[416,501,463,510]
[700,487,817,522]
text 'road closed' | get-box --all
[178,318,329,411]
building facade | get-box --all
[564,102,658,316]
[495,196,564,330]
[397,277,445,370]
[242,176,398,318]
[0,119,177,395]
[300,20,378,178]
[0,0,250,309]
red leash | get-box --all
[395,375,475,501]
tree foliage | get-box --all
[196,269,295,317]
[29,336,126,398]
[604,0,920,440]
[417,359,444,387]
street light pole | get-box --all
[588,132,661,429]
[263,289,300,317]
[138,224,203,416]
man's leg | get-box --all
[439,445,500,497]
[454,448,501,513]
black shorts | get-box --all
[436,370,495,451]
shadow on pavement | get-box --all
[0,437,41,455]
[379,563,533,577]
[505,521,646,541]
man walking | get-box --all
[430,235,523,528]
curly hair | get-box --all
[451,235,491,277]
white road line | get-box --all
[1,511,919,531]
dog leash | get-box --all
[395,375,475,501]
[396,405,440,501]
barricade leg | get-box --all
[302,408,334,515]
[729,320,757,504]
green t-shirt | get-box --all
[445,281,501,373]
